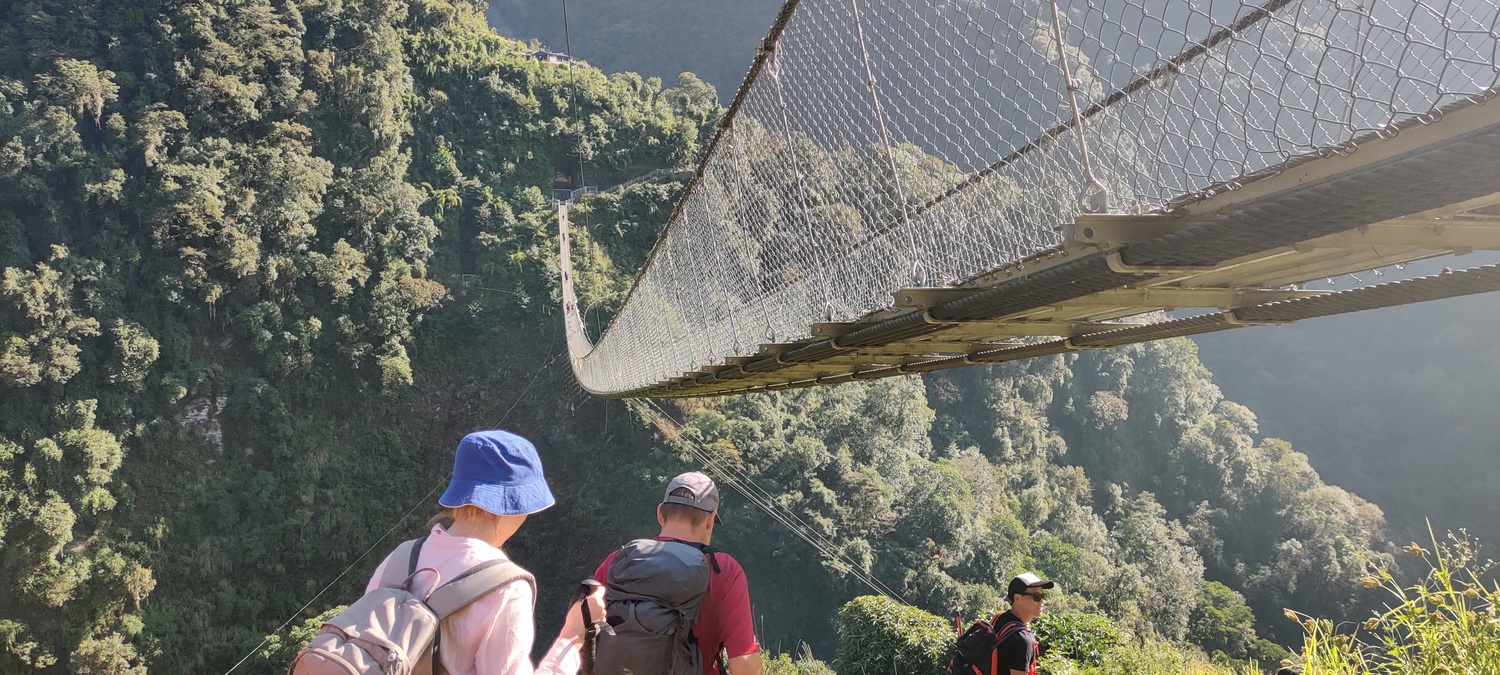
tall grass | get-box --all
[1291,526,1499,674]
[762,643,837,675]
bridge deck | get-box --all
[562,93,1500,398]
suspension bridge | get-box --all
[558,0,1500,398]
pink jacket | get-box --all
[366,525,579,675]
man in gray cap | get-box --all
[591,471,761,675]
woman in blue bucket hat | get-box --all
[363,430,604,675]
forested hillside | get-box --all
[1195,290,1500,547]
[0,0,709,670]
[0,1,1451,673]
[485,0,782,100]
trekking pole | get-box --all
[571,579,612,675]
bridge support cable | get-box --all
[559,0,1500,398]
[768,48,840,323]
[1046,0,1108,213]
[630,399,908,602]
[847,0,922,284]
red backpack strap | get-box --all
[992,619,1025,642]
[989,620,1029,675]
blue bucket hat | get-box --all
[439,430,556,516]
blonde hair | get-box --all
[426,508,456,530]
[426,504,506,530]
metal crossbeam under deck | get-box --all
[562,95,1500,398]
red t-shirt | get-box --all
[592,537,758,675]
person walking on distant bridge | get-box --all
[357,430,605,675]
[589,471,762,675]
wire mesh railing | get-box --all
[568,0,1500,395]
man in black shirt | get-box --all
[991,572,1052,675]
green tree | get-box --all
[1187,581,1256,661]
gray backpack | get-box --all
[290,537,535,675]
[594,539,719,675]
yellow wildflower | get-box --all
[1404,542,1431,556]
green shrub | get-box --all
[1032,612,1122,667]
[1067,639,1252,675]
[1247,638,1291,672]
[835,595,952,675]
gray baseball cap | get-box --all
[662,471,723,523]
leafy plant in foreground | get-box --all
[1032,611,1121,667]
[1289,527,1499,674]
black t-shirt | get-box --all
[991,611,1037,673]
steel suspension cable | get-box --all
[629,399,908,603]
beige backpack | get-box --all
[290,537,535,675]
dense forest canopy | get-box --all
[1195,285,1500,547]
[484,0,782,101]
[0,1,1491,674]
[0,0,710,670]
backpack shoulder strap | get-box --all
[684,541,722,574]
[993,619,1026,642]
[425,558,536,620]
[379,537,427,589]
